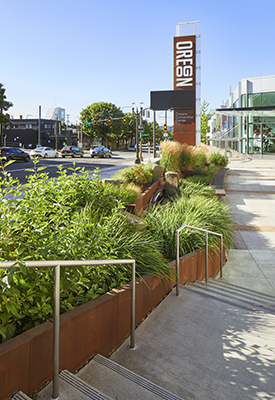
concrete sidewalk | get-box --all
[219,157,275,296]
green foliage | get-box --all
[144,181,234,261]
[200,100,214,144]
[185,166,218,186]
[208,152,229,167]
[103,183,140,205]
[0,83,13,124]
[160,150,181,173]
[195,150,208,166]
[123,164,153,188]
[0,160,172,342]
[80,102,124,145]
[179,148,196,171]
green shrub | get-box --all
[103,183,141,205]
[0,161,172,342]
[179,148,193,171]
[185,165,218,186]
[144,188,234,261]
[123,164,153,188]
[195,150,208,166]
[208,152,229,167]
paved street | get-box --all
[1,149,155,184]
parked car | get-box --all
[60,145,84,158]
[30,147,59,158]
[128,144,136,151]
[90,146,112,158]
[0,147,30,162]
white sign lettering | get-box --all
[175,41,194,87]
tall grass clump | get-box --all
[144,186,234,261]
[160,140,197,172]
[194,147,208,166]
[179,143,197,171]
[160,140,182,172]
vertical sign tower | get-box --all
[174,21,201,146]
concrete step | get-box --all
[77,354,185,400]
[35,369,112,400]
[183,279,275,314]
[208,278,275,304]
[10,392,32,400]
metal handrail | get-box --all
[0,259,136,400]
[175,225,223,296]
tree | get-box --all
[0,83,13,124]
[146,121,165,144]
[200,100,214,144]
[80,102,124,147]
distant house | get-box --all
[2,118,70,149]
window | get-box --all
[262,92,275,107]
[248,94,262,107]
[241,95,247,108]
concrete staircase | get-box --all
[11,279,275,400]
[14,354,184,400]
[183,278,275,314]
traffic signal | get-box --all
[164,123,167,131]
[93,118,97,125]
[108,117,112,125]
[123,116,127,124]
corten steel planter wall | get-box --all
[126,177,165,215]
[0,247,224,400]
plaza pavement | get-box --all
[220,155,275,296]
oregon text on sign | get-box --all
[175,41,194,87]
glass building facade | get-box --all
[211,75,275,155]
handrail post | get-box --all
[220,235,223,278]
[130,261,136,349]
[205,231,208,283]
[52,264,60,400]
[176,230,180,296]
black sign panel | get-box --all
[150,90,194,111]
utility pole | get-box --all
[153,111,156,158]
[38,105,41,146]
[139,102,144,162]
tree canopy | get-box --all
[0,83,13,124]
[200,100,214,144]
[80,102,124,146]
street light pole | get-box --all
[132,101,141,164]
[139,101,144,162]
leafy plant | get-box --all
[0,161,173,342]
[123,164,153,188]
[208,152,229,167]
[195,148,208,166]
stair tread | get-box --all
[77,354,185,400]
[183,283,275,314]
[194,280,275,305]
[34,370,112,400]
[208,278,275,301]
[10,392,32,400]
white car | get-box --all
[30,147,59,158]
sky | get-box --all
[1,0,275,125]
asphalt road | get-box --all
[1,149,153,184]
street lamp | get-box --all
[132,100,143,164]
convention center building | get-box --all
[210,75,275,156]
